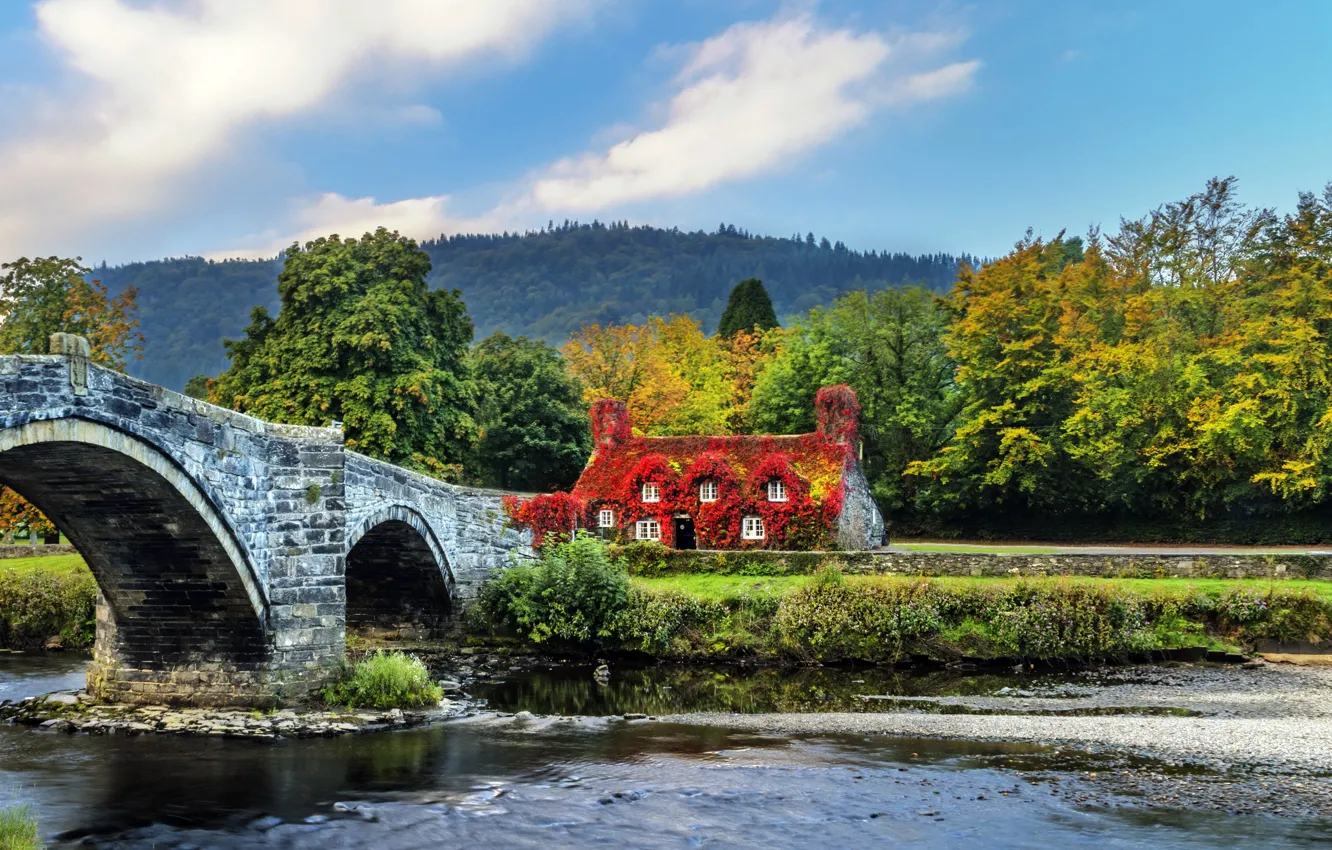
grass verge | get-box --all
[0,804,41,850]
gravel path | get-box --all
[664,663,1332,772]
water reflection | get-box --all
[471,662,1074,716]
[3,654,1329,849]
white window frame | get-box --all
[699,480,718,502]
[598,509,614,528]
[767,479,788,502]
[742,516,765,540]
[636,519,661,541]
[641,482,660,503]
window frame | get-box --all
[767,479,788,502]
[598,508,614,528]
[641,482,661,503]
[635,519,661,541]
[742,516,765,540]
[699,480,718,503]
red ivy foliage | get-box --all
[501,491,583,548]
[816,384,861,446]
[589,398,631,449]
[679,452,742,548]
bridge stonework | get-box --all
[0,348,532,706]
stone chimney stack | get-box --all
[589,398,631,452]
[814,385,861,445]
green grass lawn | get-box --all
[637,572,1332,601]
[0,552,89,575]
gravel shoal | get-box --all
[661,712,1332,772]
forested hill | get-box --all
[95,221,973,390]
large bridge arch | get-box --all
[345,506,455,635]
[0,417,270,704]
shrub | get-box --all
[774,579,943,661]
[322,651,443,709]
[0,803,40,850]
[989,581,1149,661]
[0,569,95,650]
[480,534,630,644]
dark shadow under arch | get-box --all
[346,519,453,635]
[0,431,267,674]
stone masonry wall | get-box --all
[631,547,1332,580]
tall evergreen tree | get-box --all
[210,228,477,476]
[717,278,780,338]
[469,332,591,491]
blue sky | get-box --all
[0,0,1328,265]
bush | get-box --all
[989,581,1149,661]
[0,569,95,650]
[0,804,40,850]
[481,533,630,644]
[322,651,443,709]
[773,579,943,661]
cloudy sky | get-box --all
[0,0,1328,264]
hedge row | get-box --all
[609,576,1332,662]
[893,509,1332,546]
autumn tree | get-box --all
[0,255,144,368]
[469,332,590,491]
[210,228,476,476]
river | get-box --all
[1,653,1328,848]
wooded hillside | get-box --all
[92,222,969,389]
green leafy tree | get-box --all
[182,374,211,400]
[750,286,958,514]
[0,255,143,369]
[718,277,780,338]
[469,332,591,491]
[210,228,477,475]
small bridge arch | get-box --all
[345,506,455,634]
[0,416,269,702]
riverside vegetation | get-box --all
[0,804,40,850]
[478,537,1332,663]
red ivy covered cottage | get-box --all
[505,385,885,551]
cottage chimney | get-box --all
[589,398,631,451]
[814,385,860,445]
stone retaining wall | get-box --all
[0,544,78,559]
[624,547,1332,580]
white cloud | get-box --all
[205,192,511,260]
[526,15,978,212]
[0,0,589,260]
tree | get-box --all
[0,255,144,368]
[750,287,958,513]
[469,332,591,491]
[183,374,211,400]
[210,228,477,475]
[718,278,780,339]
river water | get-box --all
[1,653,1328,848]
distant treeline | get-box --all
[91,222,971,390]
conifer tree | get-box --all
[717,278,779,339]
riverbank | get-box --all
[664,662,1332,771]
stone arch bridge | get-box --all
[0,339,532,706]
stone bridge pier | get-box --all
[0,338,531,706]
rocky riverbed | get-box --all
[0,690,467,738]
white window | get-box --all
[636,519,661,541]
[598,509,614,528]
[699,480,718,502]
[742,516,765,540]
[767,480,788,502]
[641,482,660,502]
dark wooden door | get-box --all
[673,517,696,549]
